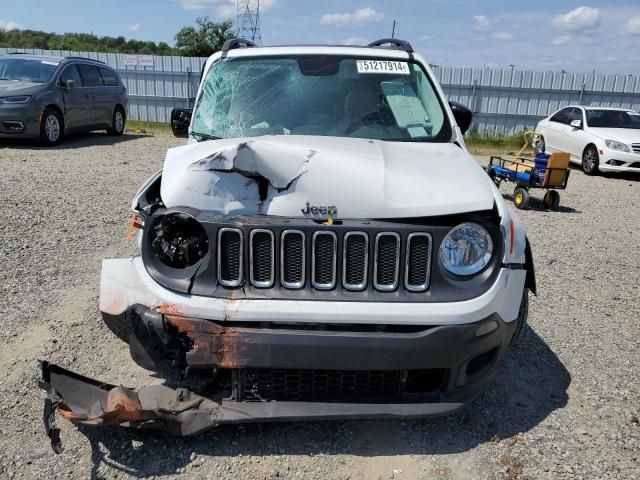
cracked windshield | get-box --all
[191,55,449,142]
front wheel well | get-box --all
[43,104,64,127]
[583,143,598,157]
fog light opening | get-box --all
[465,347,499,378]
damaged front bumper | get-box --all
[39,361,473,453]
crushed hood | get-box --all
[161,136,495,218]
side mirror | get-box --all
[62,79,75,90]
[449,101,473,135]
[171,108,192,138]
[570,119,582,129]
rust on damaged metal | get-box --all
[164,314,243,369]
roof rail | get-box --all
[221,38,256,58]
[65,56,106,64]
[367,38,414,54]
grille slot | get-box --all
[239,368,445,402]
[405,233,432,292]
[312,231,337,290]
[373,232,400,291]
[342,232,369,291]
[217,228,243,287]
[281,230,305,289]
[632,143,640,154]
[250,229,274,288]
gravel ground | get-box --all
[0,133,638,480]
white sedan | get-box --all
[535,106,640,175]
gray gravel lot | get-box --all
[0,134,638,479]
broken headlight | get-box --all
[439,223,493,276]
[150,213,209,268]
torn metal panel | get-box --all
[188,141,314,190]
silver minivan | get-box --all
[0,53,128,146]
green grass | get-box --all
[125,120,172,135]
[465,130,528,149]
[465,130,536,157]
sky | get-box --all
[2,0,640,74]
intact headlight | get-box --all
[0,95,32,104]
[150,213,209,268]
[439,223,493,276]
[605,140,630,153]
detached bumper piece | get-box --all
[39,361,470,453]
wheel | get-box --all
[513,187,530,209]
[543,190,560,210]
[39,108,63,146]
[107,107,126,136]
[102,311,134,342]
[535,135,545,154]
[488,168,502,188]
[582,145,599,175]
[510,289,529,345]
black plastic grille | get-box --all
[313,233,336,288]
[375,234,400,289]
[219,229,242,285]
[281,231,305,288]
[212,227,433,293]
[251,231,273,286]
[239,368,445,402]
[344,233,368,289]
[406,234,431,290]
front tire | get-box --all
[510,289,529,345]
[39,108,63,146]
[107,107,125,136]
[582,145,599,175]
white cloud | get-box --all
[340,36,368,45]
[0,20,21,31]
[320,7,385,26]
[473,15,490,31]
[180,0,275,18]
[552,35,572,46]
[128,23,141,33]
[181,0,225,11]
[552,6,600,31]
[420,34,431,41]
[491,31,514,41]
[626,15,640,34]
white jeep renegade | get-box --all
[40,38,535,445]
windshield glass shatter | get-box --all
[191,56,450,142]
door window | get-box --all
[550,108,573,125]
[59,64,83,87]
[78,64,103,87]
[99,67,119,87]
[568,108,583,124]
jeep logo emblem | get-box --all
[301,202,338,217]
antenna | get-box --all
[236,0,262,45]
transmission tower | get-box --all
[235,0,262,45]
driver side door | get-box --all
[58,64,90,129]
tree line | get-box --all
[0,17,235,57]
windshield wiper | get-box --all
[191,131,222,142]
